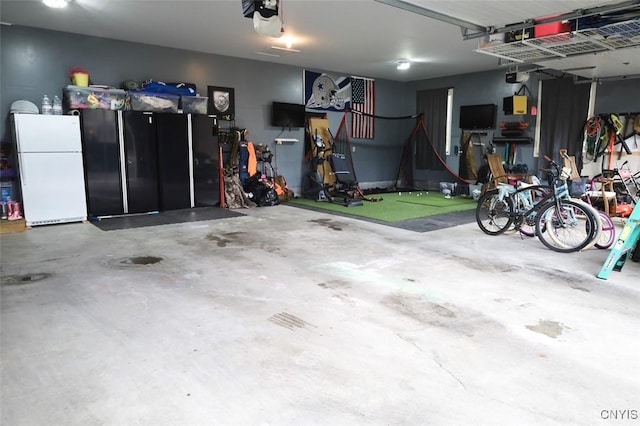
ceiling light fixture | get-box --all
[270,46,300,53]
[396,60,411,70]
[43,0,70,8]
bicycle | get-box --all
[560,152,616,250]
[606,161,640,204]
[476,155,600,253]
[580,183,617,249]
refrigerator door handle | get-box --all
[18,152,26,185]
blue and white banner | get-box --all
[304,70,351,111]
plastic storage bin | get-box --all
[64,85,127,110]
[181,96,209,114]
[129,91,180,113]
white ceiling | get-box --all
[1,0,638,82]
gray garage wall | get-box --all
[0,25,410,193]
[406,70,639,184]
[406,69,541,184]
[2,25,638,193]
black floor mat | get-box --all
[389,209,476,232]
[92,207,245,231]
[288,203,476,233]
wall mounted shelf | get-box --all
[493,137,532,145]
[275,138,299,144]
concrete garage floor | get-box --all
[1,205,639,425]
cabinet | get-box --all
[156,113,191,210]
[191,114,220,206]
[79,109,124,217]
[79,111,220,218]
[122,111,160,214]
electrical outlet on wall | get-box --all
[352,146,356,152]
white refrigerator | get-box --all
[12,114,87,227]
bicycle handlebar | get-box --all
[543,155,561,174]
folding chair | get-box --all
[484,153,531,192]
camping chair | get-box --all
[484,153,531,193]
[328,153,363,207]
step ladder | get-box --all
[597,203,640,280]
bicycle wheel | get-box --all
[570,198,602,250]
[535,199,598,253]
[595,210,616,249]
[475,190,513,235]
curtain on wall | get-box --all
[416,88,448,170]
[539,78,590,172]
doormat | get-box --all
[92,207,244,231]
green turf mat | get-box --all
[288,192,477,222]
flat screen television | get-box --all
[271,102,305,128]
[459,104,497,130]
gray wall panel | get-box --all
[594,79,640,115]
[1,25,407,191]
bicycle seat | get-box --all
[517,181,535,189]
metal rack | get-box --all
[476,19,640,63]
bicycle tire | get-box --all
[570,198,602,250]
[535,199,598,253]
[594,210,616,249]
[475,190,513,235]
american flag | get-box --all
[351,77,375,139]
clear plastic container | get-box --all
[52,96,63,115]
[41,95,52,115]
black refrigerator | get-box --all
[191,114,220,206]
[122,111,160,214]
[156,113,191,210]
[79,109,124,217]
